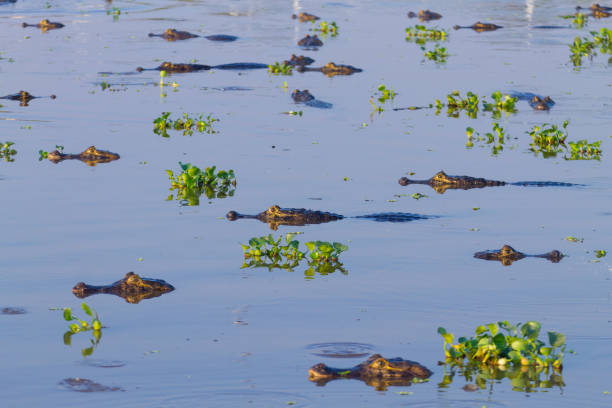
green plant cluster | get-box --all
[422,44,449,63]
[166,162,236,206]
[438,321,567,369]
[241,234,349,278]
[369,84,396,112]
[62,302,102,357]
[38,144,64,160]
[569,28,612,66]
[435,91,480,118]
[268,62,293,75]
[466,123,508,155]
[405,25,447,43]
[439,361,565,393]
[482,91,518,117]
[0,142,17,162]
[153,112,218,137]
[528,121,602,160]
[314,21,338,36]
[572,12,588,28]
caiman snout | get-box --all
[226,211,239,221]
[398,177,410,186]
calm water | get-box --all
[1,0,611,406]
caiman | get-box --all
[291,89,332,109]
[309,354,433,391]
[22,19,64,31]
[0,90,56,107]
[453,22,503,31]
[474,244,563,266]
[283,54,315,67]
[226,205,432,230]
[510,92,555,111]
[296,62,363,77]
[292,12,320,22]
[135,61,268,73]
[148,28,238,42]
[47,146,120,166]
[72,272,175,304]
[576,3,612,18]
[398,170,577,194]
[408,10,442,21]
[298,34,324,48]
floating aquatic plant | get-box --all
[405,25,447,44]
[313,21,338,36]
[62,303,102,357]
[268,62,293,75]
[438,321,567,369]
[0,142,17,162]
[369,84,397,112]
[166,162,236,206]
[241,234,349,278]
[528,121,602,160]
[569,28,612,66]
[482,91,517,117]
[567,139,602,160]
[38,144,64,161]
[422,44,449,63]
[466,123,508,155]
[153,112,218,137]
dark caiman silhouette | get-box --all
[510,92,555,110]
[47,146,120,166]
[226,205,433,230]
[135,61,268,73]
[576,3,612,18]
[298,34,324,48]
[453,22,503,31]
[1,90,56,107]
[284,54,315,67]
[148,28,238,42]
[474,244,563,266]
[398,171,577,194]
[291,89,332,109]
[72,272,175,304]
[309,354,433,391]
[296,62,363,77]
[408,10,442,21]
[292,12,320,22]
[22,19,64,31]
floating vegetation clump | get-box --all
[466,123,508,155]
[0,142,17,162]
[166,162,236,206]
[268,62,293,75]
[313,21,338,36]
[435,91,481,118]
[482,91,517,117]
[241,233,349,278]
[569,28,612,66]
[405,25,447,43]
[369,84,396,112]
[438,321,567,369]
[422,44,449,63]
[528,121,602,160]
[39,144,64,160]
[153,112,218,137]
[62,302,102,357]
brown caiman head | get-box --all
[292,89,315,103]
[531,96,553,111]
[474,244,526,266]
[309,354,432,390]
[79,146,120,162]
[72,272,175,304]
[320,62,362,77]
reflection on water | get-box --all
[438,363,565,394]
[72,272,175,304]
[242,257,348,279]
[474,245,564,266]
[63,327,102,357]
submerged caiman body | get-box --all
[453,22,503,31]
[227,205,432,230]
[309,354,433,391]
[47,146,120,166]
[72,272,175,304]
[474,244,563,266]
[136,61,268,73]
[399,171,577,193]
[1,90,56,106]
[296,62,363,77]
[148,28,237,42]
[22,19,64,31]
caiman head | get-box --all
[309,354,432,390]
[72,272,175,304]
[530,96,553,111]
[79,146,120,161]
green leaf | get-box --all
[305,242,316,252]
[492,333,507,350]
[520,321,541,340]
[511,339,528,351]
[333,242,349,253]
[63,308,73,321]
[475,325,487,336]
[548,331,566,348]
[82,303,93,317]
[69,323,81,333]
[487,323,499,336]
